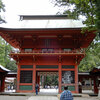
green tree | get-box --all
[79,35,100,72]
[6,60,17,71]
[0,37,5,66]
[0,0,16,70]
[53,0,100,71]
[44,75,58,86]
[0,0,5,23]
[54,0,100,33]
[0,36,17,71]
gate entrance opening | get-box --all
[37,72,58,93]
[0,25,95,93]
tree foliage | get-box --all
[53,0,100,71]
[54,0,100,33]
[0,36,17,71]
[0,0,5,23]
[79,37,100,72]
[95,0,100,33]
[44,75,58,86]
[0,0,16,70]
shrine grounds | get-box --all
[0,95,99,100]
[0,89,99,100]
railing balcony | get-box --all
[10,49,85,56]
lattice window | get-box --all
[45,39,50,48]
[42,48,54,53]
[20,71,33,83]
[24,48,33,52]
[63,48,72,52]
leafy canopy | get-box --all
[0,0,5,23]
[0,36,17,71]
[53,0,100,71]
[54,0,100,33]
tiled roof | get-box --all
[0,65,10,72]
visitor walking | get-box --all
[35,83,39,95]
[60,86,73,100]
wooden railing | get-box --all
[10,49,85,55]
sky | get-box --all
[0,0,85,28]
[1,0,59,26]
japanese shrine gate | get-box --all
[0,16,95,93]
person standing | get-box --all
[79,81,82,93]
[60,86,73,100]
[35,83,39,95]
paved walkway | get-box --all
[0,96,29,100]
[74,97,100,100]
[27,96,100,100]
[0,95,99,100]
[28,96,58,100]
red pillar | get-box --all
[58,56,62,93]
[16,63,20,92]
[1,76,5,92]
[94,76,98,94]
[38,76,40,92]
[33,57,36,93]
[75,64,78,93]
[37,74,40,92]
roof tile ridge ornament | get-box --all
[20,16,23,21]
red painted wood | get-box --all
[1,76,5,92]
[75,64,78,93]
[36,69,58,71]
[62,69,75,71]
[0,28,95,93]
[19,83,32,85]
[0,28,95,48]
[16,64,20,92]
[33,62,36,92]
[58,56,62,93]
[94,76,98,94]
[20,68,33,70]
